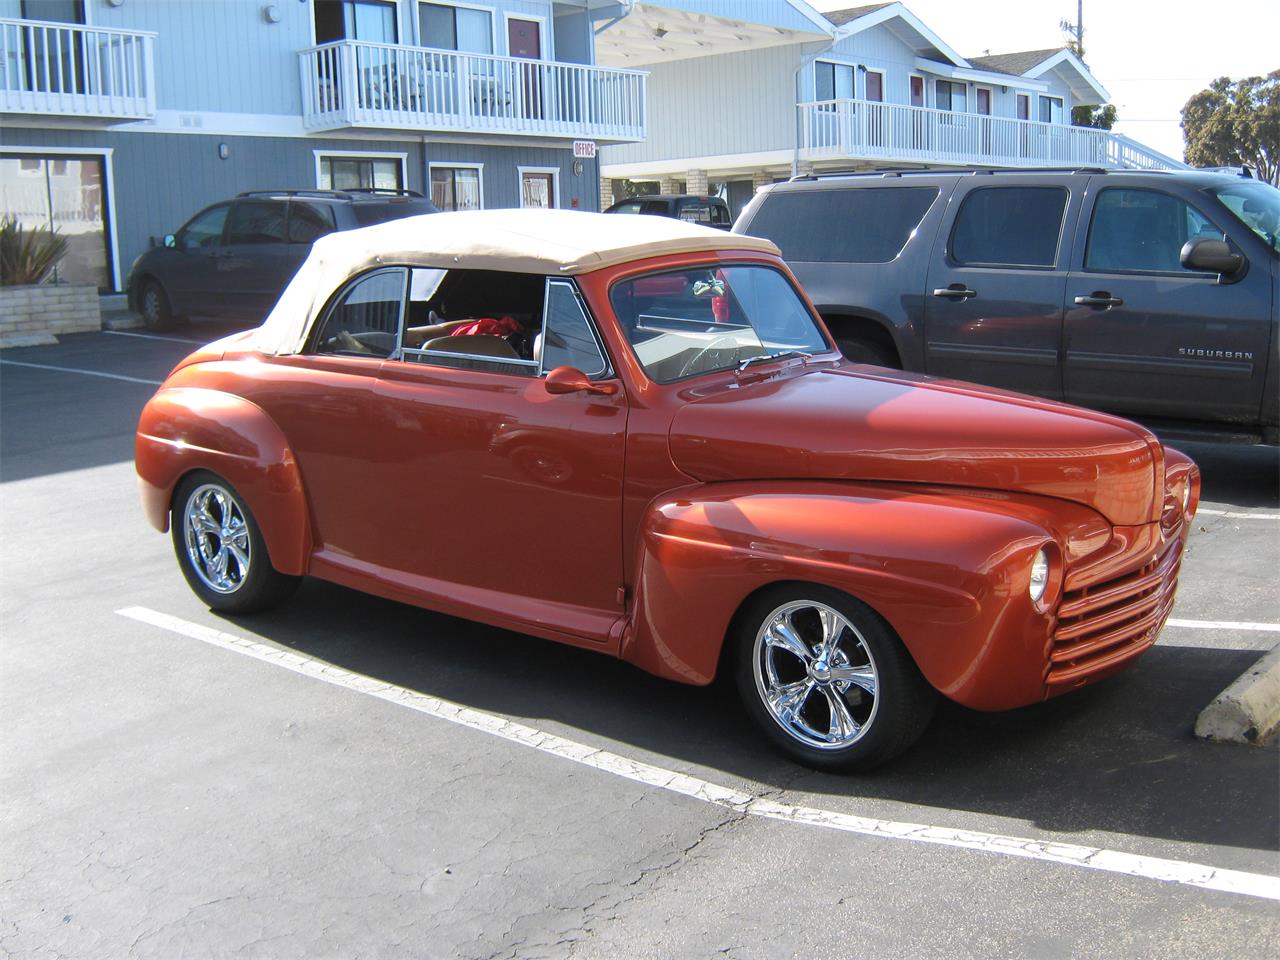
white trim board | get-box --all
[600,149,796,180]
[0,144,122,293]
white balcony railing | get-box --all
[300,41,646,142]
[798,100,1187,171]
[0,18,155,120]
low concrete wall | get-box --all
[0,284,102,348]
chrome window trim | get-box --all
[307,265,408,360]
[401,346,539,369]
[538,278,613,380]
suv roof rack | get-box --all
[788,166,1111,182]
[1195,165,1254,178]
[236,188,426,200]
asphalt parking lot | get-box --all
[2,325,1278,959]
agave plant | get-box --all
[0,216,69,286]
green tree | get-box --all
[1072,103,1117,130]
[1182,71,1279,184]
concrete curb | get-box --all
[1195,643,1280,745]
[0,332,58,349]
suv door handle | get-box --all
[1074,292,1124,308]
[932,284,977,300]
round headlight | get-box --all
[1029,548,1049,603]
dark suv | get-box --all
[604,194,732,229]
[128,189,438,328]
[735,168,1279,444]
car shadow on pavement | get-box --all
[234,577,1277,855]
[1174,440,1279,509]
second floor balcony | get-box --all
[798,100,1185,172]
[299,41,646,143]
[0,17,155,121]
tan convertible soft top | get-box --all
[254,208,780,355]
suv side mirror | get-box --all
[1180,238,1243,277]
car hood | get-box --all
[668,365,1163,526]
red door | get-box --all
[508,18,543,119]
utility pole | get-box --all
[1060,0,1084,58]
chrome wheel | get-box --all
[753,599,880,750]
[182,483,251,594]
[141,285,161,324]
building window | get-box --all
[1039,95,1064,124]
[430,164,482,210]
[418,2,493,54]
[318,155,404,191]
[815,60,854,101]
[935,79,967,112]
[518,168,557,209]
[314,0,398,44]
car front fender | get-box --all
[135,387,312,575]
[622,480,1100,710]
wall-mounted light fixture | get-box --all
[106,0,125,8]
[218,143,230,160]
[263,4,282,24]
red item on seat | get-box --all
[450,316,521,337]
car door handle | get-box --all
[1074,293,1124,308]
[932,284,977,300]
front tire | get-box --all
[171,472,299,614]
[139,279,177,330]
[733,584,936,771]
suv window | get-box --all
[314,267,406,358]
[288,201,337,244]
[746,187,937,263]
[950,186,1067,268]
[178,203,230,250]
[226,200,289,245]
[351,198,438,226]
[1086,188,1224,273]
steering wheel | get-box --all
[676,334,744,379]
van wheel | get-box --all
[734,584,936,771]
[139,279,177,330]
[171,471,300,614]
[836,335,898,368]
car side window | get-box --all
[610,201,642,215]
[540,280,608,377]
[1085,188,1224,274]
[288,202,337,244]
[313,267,407,359]
[709,204,731,227]
[177,203,230,250]
[950,186,1068,268]
[226,200,289,246]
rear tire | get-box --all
[171,471,299,615]
[733,584,936,772]
[139,279,177,330]
[836,334,898,368]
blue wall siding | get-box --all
[1,126,597,288]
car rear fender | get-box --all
[135,386,311,575]
[622,480,1080,710]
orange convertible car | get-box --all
[136,209,1198,770]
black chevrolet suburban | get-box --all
[735,168,1279,444]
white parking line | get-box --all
[117,605,1280,903]
[1195,508,1280,521]
[1167,618,1280,633]
[0,359,161,386]
[103,330,207,346]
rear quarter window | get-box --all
[743,187,938,262]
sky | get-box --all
[810,0,1279,162]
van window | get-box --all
[950,187,1067,268]
[1086,188,1225,273]
[745,187,937,263]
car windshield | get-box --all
[1210,181,1280,254]
[610,264,830,383]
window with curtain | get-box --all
[319,156,403,191]
[418,2,493,54]
[430,166,482,210]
